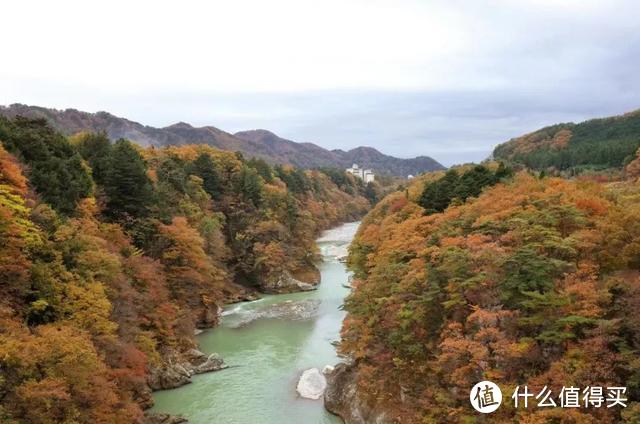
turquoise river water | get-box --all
[151,222,360,423]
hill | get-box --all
[0,114,373,422]
[0,104,445,176]
[234,130,445,177]
[329,165,640,423]
[493,109,640,172]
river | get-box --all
[150,221,359,423]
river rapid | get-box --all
[150,221,359,423]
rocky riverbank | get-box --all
[261,268,321,294]
[324,362,389,424]
[143,349,228,423]
[144,269,317,421]
[150,222,362,422]
[148,349,227,391]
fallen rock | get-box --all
[322,365,335,375]
[297,368,327,400]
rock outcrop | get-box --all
[184,349,225,374]
[296,368,327,400]
[324,362,389,424]
[148,363,191,391]
[148,349,227,391]
[262,270,319,294]
[196,303,221,329]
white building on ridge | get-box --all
[346,163,375,183]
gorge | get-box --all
[150,222,360,423]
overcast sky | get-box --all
[2,0,640,165]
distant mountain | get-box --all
[234,130,445,176]
[493,109,640,171]
[0,104,444,176]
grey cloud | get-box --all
[3,1,640,167]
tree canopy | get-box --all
[0,116,374,423]
[343,167,640,423]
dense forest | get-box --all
[0,115,376,423]
[493,110,640,173]
[338,154,640,422]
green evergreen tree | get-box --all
[275,166,310,194]
[234,165,263,207]
[454,165,494,200]
[157,155,188,193]
[318,167,349,188]
[419,164,512,215]
[419,169,459,213]
[247,158,274,183]
[494,161,513,181]
[102,139,154,221]
[73,131,112,184]
[0,116,92,215]
[364,182,378,204]
[189,153,222,200]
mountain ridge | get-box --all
[493,108,640,171]
[0,104,445,176]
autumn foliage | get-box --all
[493,109,640,174]
[342,169,640,423]
[0,117,373,423]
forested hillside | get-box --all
[493,110,640,173]
[0,115,374,423]
[335,158,640,423]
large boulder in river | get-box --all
[297,368,327,400]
